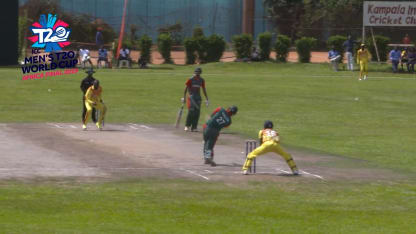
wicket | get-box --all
[245,140,257,173]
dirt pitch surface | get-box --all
[0,123,403,183]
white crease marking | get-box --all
[140,125,152,129]
[47,123,63,128]
[184,169,210,180]
[69,125,77,129]
[129,125,139,130]
[300,170,324,180]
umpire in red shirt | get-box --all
[182,67,209,132]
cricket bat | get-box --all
[175,103,184,128]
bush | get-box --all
[157,33,173,64]
[184,37,198,64]
[366,35,390,62]
[206,34,226,62]
[274,35,291,62]
[232,34,253,59]
[193,26,204,38]
[138,34,152,64]
[295,37,317,63]
[327,35,347,60]
[258,32,272,60]
[195,36,209,63]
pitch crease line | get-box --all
[183,169,210,180]
[300,170,324,180]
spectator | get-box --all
[343,35,357,71]
[79,47,93,69]
[389,47,401,73]
[401,47,409,71]
[328,46,341,71]
[118,47,132,68]
[97,47,108,68]
[402,33,411,44]
[96,27,104,49]
[407,47,416,72]
[251,46,260,61]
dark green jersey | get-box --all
[206,107,232,130]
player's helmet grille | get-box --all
[195,67,202,74]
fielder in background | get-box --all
[82,80,107,131]
[203,106,238,166]
[357,44,370,81]
[182,67,209,132]
[242,120,299,175]
[80,69,97,124]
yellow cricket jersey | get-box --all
[357,49,370,63]
[85,86,102,104]
[259,128,280,144]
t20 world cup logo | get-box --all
[28,14,71,52]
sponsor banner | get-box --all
[364,1,416,26]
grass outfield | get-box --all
[1,63,416,233]
[2,63,416,172]
[0,179,415,233]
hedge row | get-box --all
[121,31,392,64]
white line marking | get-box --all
[184,169,210,180]
[204,170,213,173]
[139,125,152,129]
[129,125,139,130]
[47,123,63,128]
[69,125,77,129]
[276,169,291,174]
[300,170,324,180]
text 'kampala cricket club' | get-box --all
[21,13,78,80]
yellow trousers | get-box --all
[83,101,107,125]
[243,140,298,172]
[359,61,368,78]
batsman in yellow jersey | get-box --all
[357,44,370,81]
[242,121,299,175]
[82,80,107,130]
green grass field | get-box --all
[1,63,416,233]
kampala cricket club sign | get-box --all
[364,1,416,26]
[22,13,78,80]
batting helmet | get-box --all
[264,120,273,129]
[194,67,202,74]
[228,105,238,115]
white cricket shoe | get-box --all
[364,75,367,80]
[243,170,249,175]
[184,126,190,132]
[82,124,87,131]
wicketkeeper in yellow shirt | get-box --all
[357,44,370,80]
[242,121,299,175]
[83,80,107,130]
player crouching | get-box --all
[242,120,299,175]
[82,80,107,130]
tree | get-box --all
[263,0,304,41]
